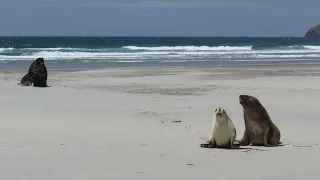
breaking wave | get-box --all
[1,45,320,63]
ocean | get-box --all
[1,37,320,70]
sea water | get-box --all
[1,37,320,70]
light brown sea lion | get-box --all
[239,95,281,147]
[200,107,238,149]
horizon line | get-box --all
[0,36,310,38]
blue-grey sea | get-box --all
[1,37,320,70]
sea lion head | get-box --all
[239,95,260,107]
[35,58,47,73]
[35,58,45,66]
[214,107,228,124]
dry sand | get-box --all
[0,66,320,180]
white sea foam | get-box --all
[1,45,320,62]
[0,47,14,52]
[111,60,145,63]
[1,51,320,61]
[0,47,110,52]
[122,45,253,51]
[303,45,320,50]
[0,45,319,54]
[0,51,174,61]
[256,54,320,58]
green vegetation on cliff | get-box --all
[305,24,320,38]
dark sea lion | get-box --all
[239,95,281,147]
[28,57,49,87]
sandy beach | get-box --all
[0,66,320,180]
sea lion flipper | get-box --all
[240,130,250,146]
[230,144,240,149]
[264,144,277,147]
[200,140,216,148]
[263,127,276,147]
[228,119,237,149]
[276,142,286,146]
[227,116,236,139]
[233,140,241,145]
[20,74,33,86]
[230,137,240,149]
[200,143,211,148]
[264,127,280,147]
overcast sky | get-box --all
[0,0,319,37]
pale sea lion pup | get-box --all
[200,107,238,149]
[239,95,281,147]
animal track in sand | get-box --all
[66,83,233,95]
[0,141,26,149]
[291,144,312,148]
[240,143,313,153]
[171,120,182,123]
[136,109,167,117]
[241,148,269,153]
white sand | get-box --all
[0,66,320,180]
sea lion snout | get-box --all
[35,58,45,66]
[36,57,44,63]
[215,107,225,117]
[239,95,249,105]
[239,95,259,106]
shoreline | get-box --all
[2,60,320,72]
[3,63,320,72]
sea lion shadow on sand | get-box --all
[248,142,286,147]
[200,142,248,150]
[200,140,278,150]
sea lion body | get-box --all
[19,74,33,86]
[239,95,281,146]
[28,58,49,87]
[200,107,237,149]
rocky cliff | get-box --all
[305,24,320,38]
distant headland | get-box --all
[305,24,320,38]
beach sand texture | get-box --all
[0,66,319,180]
